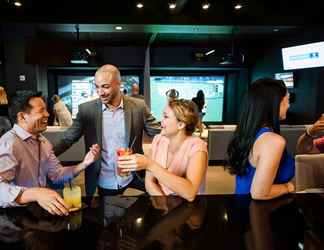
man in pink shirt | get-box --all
[297,114,324,154]
[0,93,100,215]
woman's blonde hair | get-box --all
[168,99,199,135]
[0,86,8,105]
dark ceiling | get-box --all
[31,25,301,46]
[0,0,323,25]
[1,22,305,48]
[0,0,322,48]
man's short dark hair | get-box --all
[9,92,44,123]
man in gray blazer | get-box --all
[53,64,160,197]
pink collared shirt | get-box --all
[151,134,208,195]
[0,124,75,207]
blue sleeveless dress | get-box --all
[235,127,295,194]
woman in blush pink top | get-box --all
[118,99,208,201]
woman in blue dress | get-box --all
[226,78,295,200]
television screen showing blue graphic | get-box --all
[150,75,225,122]
[274,72,294,88]
[282,41,324,70]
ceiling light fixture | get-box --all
[273,28,279,32]
[205,49,215,56]
[85,48,92,55]
[115,26,123,30]
[136,2,144,8]
[70,53,88,64]
[234,4,243,10]
[219,27,241,65]
[169,2,176,9]
[70,24,89,64]
[13,0,22,7]
[202,3,210,10]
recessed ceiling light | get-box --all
[14,0,22,7]
[273,28,279,32]
[115,26,123,30]
[169,3,176,9]
[136,2,144,9]
[135,217,143,225]
[202,3,210,10]
[234,4,243,10]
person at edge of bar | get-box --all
[296,113,324,154]
[53,64,160,197]
[0,92,100,215]
[226,78,295,200]
[0,86,12,137]
[130,83,144,99]
[117,99,208,202]
[52,94,73,127]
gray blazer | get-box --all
[53,95,160,196]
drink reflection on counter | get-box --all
[97,196,207,250]
[136,196,207,249]
[0,205,82,250]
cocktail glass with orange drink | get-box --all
[116,147,133,177]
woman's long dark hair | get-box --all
[226,78,287,176]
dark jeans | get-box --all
[98,174,145,196]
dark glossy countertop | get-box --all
[1,194,324,250]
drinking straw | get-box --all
[129,135,137,151]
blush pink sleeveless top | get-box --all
[151,134,208,195]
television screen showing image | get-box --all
[150,75,225,122]
[282,41,324,70]
[274,72,294,88]
[57,75,139,118]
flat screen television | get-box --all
[57,75,139,118]
[150,75,225,122]
[274,72,294,88]
[282,41,324,70]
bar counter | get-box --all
[1,194,324,250]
